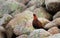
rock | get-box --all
[8,0,27,16]
[26,5,37,12]
[14,0,30,4]
[48,33,60,38]
[0,14,12,38]
[53,11,60,19]
[48,27,60,35]
[5,10,34,37]
[8,1,26,11]
[8,10,33,29]
[34,7,52,20]
[52,18,60,25]
[0,0,7,6]
[28,29,51,38]
[0,14,12,27]
[27,0,45,7]
[11,3,26,16]
[13,22,34,35]
[13,15,34,35]
[45,0,60,13]
[16,34,28,38]
[44,22,57,29]
[44,18,60,29]
[0,1,26,17]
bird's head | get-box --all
[33,14,38,20]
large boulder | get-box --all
[0,14,12,38]
[27,0,45,7]
[0,1,26,17]
[45,0,60,13]
[26,5,37,12]
[14,0,30,4]
[53,11,60,19]
[0,0,7,6]
[5,10,34,38]
[48,33,60,38]
[48,27,60,35]
[27,7,52,20]
[7,10,33,29]
[11,3,26,16]
[44,22,57,29]
[13,20,34,35]
[0,14,12,27]
[34,7,52,20]
[13,11,34,35]
[28,29,51,38]
[44,18,60,29]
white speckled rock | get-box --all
[0,0,7,6]
[44,22,57,29]
[16,34,28,38]
[13,22,34,35]
[14,0,30,4]
[28,29,51,38]
[27,0,45,7]
[8,10,33,29]
[44,18,60,29]
[34,7,52,20]
[0,14,12,26]
[48,27,60,35]
[0,1,26,17]
[26,5,37,12]
[45,0,60,12]
[48,33,60,38]
[53,11,60,19]
[52,18,60,25]
[13,17,34,36]
[11,3,26,16]
[0,14,12,38]
[5,10,34,38]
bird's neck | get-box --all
[34,16,38,20]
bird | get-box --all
[32,14,43,29]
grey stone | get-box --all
[28,29,51,38]
[45,0,60,12]
[27,0,45,7]
[53,11,60,19]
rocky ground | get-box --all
[0,0,60,38]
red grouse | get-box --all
[32,14,43,29]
